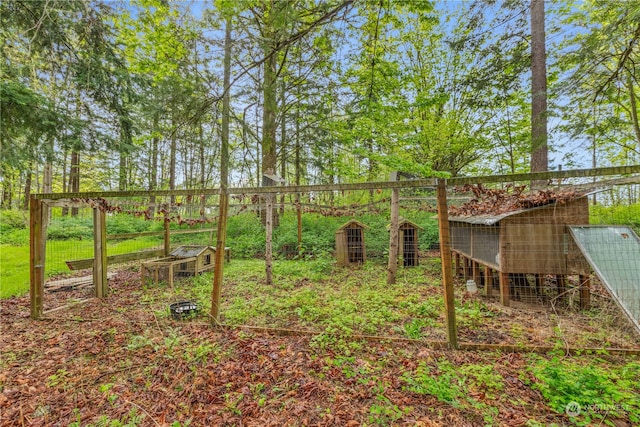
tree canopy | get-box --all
[1,0,638,207]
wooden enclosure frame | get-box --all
[29,165,640,350]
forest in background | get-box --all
[1,0,640,209]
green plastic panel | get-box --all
[569,226,640,334]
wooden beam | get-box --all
[485,267,493,297]
[29,196,45,320]
[437,179,458,349]
[499,272,510,307]
[557,275,568,305]
[579,275,591,310]
[93,208,108,298]
[472,261,481,285]
[33,164,640,200]
[66,249,165,270]
[107,228,215,240]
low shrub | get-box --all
[47,217,93,240]
[106,214,152,235]
[0,209,27,233]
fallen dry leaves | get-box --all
[1,269,636,426]
[449,184,582,217]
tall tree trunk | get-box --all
[23,164,32,210]
[1,170,13,208]
[530,0,548,185]
[262,46,278,182]
[61,151,69,216]
[627,71,640,152]
[261,28,278,226]
[41,159,53,223]
[295,90,302,255]
[280,80,287,215]
[69,151,80,217]
[118,149,127,191]
[149,112,159,216]
[170,123,177,205]
[221,15,231,190]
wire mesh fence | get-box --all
[32,167,640,351]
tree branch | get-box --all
[180,0,354,132]
[593,22,640,101]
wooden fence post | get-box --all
[436,179,458,349]
[93,207,108,298]
[164,211,171,256]
[29,196,45,319]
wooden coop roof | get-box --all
[337,219,370,230]
[387,218,424,230]
[447,189,596,225]
[170,245,215,258]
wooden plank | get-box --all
[46,272,116,293]
[66,249,165,270]
[437,179,458,349]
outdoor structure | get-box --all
[335,219,369,266]
[569,225,640,335]
[449,196,592,307]
[141,245,216,288]
[388,218,423,267]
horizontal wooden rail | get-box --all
[66,249,164,270]
[106,228,214,240]
[33,165,640,200]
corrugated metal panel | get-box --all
[569,226,640,335]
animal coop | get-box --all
[449,195,592,307]
[141,245,216,288]
[335,219,369,266]
[388,218,423,267]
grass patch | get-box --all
[0,237,162,298]
[171,258,446,351]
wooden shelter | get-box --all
[388,218,424,267]
[141,245,216,287]
[449,196,592,307]
[335,219,369,266]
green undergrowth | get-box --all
[525,353,640,426]
[590,202,640,234]
[160,258,467,350]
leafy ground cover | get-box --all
[1,257,639,426]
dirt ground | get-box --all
[1,269,638,427]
